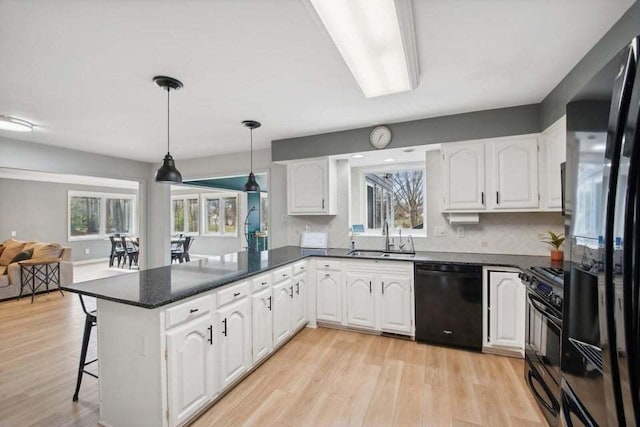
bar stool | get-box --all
[73,295,98,401]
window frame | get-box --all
[68,191,137,241]
[358,162,427,237]
[200,192,239,237]
[171,194,200,236]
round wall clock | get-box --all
[369,126,392,149]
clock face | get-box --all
[370,126,392,149]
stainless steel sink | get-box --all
[347,250,385,257]
[380,252,416,259]
[347,250,415,259]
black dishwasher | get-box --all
[415,262,483,350]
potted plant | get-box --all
[541,231,565,261]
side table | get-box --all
[18,259,64,303]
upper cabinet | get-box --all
[540,116,566,210]
[442,133,564,213]
[487,137,539,209]
[441,142,486,210]
[287,158,337,215]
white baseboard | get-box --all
[72,257,110,266]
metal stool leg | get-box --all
[73,314,93,401]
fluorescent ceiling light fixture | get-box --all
[0,115,33,132]
[384,158,395,162]
[352,154,365,158]
[310,0,419,98]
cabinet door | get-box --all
[490,137,539,209]
[380,275,412,334]
[345,273,376,330]
[166,316,215,427]
[252,288,273,364]
[442,142,486,210]
[293,274,307,330]
[316,271,342,323]
[488,271,526,349]
[288,159,328,214]
[218,299,251,390]
[273,280,293,347]
[543,117,566,209]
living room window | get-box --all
[202,193,238,236]
[171,195,199,235]
[68,191,137,240]
[362,165,425,235]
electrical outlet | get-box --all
[84,248,90,255]
[11,231,16,237]
[456,226,464,238]
[305,224,312,232]
[434,226,445,237]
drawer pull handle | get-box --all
[289,286,294,299]
[324,264,330,267]
[261,281,267,285]
[282,273,288,277]
[222,318,227,336]
[300,266,305,270]
[233,292,241,297]
[325,273,330,277]
[443,330,453,335]
[268,296,272,311]
[190,308,199,314]
[208,325,213,345]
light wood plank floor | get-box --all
[0,293,545,427]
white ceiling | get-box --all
[0,0,633,162]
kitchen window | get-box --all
[171,195,199,235]
[68,191,137,240]
[202,193,238,236]
[363,166,425,234]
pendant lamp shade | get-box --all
[242,120,261,192]
[154,76,183,184]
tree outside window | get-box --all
[171,196,199,234]
[224,197,237,234]
[106,198,132,234]
[365,168,424,231]
[68,191,137,240]
[70,196,101,236]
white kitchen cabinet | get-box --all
[316,270,342,323]
[346,273,376,330]
[541,116,566,210]
[488,137,539,209]
[273,279,293,347]
[292,274,307,330]
[287,158,337,215]
[380,275,412,334]
[486,270,526,352]
[166,315,216,427]
[218,298,252,390]
[251,288,273,364]
[442,142,486,210]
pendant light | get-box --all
[154,76,183,184]
[242,120,261,192]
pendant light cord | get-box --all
[167,88,171,155]
[250,127,253,172]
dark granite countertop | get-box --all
[62,245,552,309]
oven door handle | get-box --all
[528,293,563,327]
[528,370,560,416]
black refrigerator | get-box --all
[563,36,640,426]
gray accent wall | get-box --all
[540,2,640,129]
[272,104,540,161]
[0,178,138,262]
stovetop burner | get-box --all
[530,266,564,286]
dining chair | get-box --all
[120,236,139,269]
[108,236,125,268]
[183,236,195,262]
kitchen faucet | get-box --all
[383,221,393,252]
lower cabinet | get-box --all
[273,279,293,347]
[251,288,273,364]
[380,275,413,334]
[218,298,252,390]
[166,315,216,427]
[316,270,342,323]
[346,273,376,329]
[292,273,307,330]
[485,269,526,354]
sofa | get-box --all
[0,239,73,301]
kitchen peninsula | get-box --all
[63,246,549,427]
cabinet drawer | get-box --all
[293,261,308,276]
[316,259,341,271]
[272,266,293,284]
[165,295,212,330]
[251,273,272,293]
[217,281,250,308]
